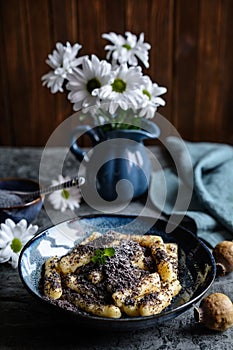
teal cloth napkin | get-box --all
[149,137,233,247]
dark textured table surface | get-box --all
[0,147,232,350]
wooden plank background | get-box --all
[0,0,232,146]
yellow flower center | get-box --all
[61,189,70,200]
[86,78,101,94]
[143,89,151,100]
[111,79,126,93]
[11,238,22,253]
[123,44,131,50]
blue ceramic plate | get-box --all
[18,214,216,330]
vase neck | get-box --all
[98,119,160,142]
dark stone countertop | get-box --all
[0,147,232,350]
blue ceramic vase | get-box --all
[70,118,160,202]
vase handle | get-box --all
[70,125,100,162]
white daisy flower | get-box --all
[0,219,38,269]
[66,54,112,112]
[48,175,81,212]
[102,31,151,68]
[42,42,84,93]
[139,75,167,119]
[93,64,144,114]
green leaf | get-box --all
[103,247,115,257]
[91,255,99,263]
[91,247,115,264]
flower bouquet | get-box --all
[42,31,167,130]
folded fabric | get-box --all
[149,137,233,247]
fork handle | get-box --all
[39,176,85,196]
[6,176,85,198]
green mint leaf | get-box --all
[91,255,99,263]
[91,247,115,264]
[99,256,106,265]
[104,247,115,257]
